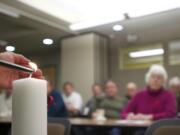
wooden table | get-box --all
[70,118,153,128]
[0,117,153,127]
[0,116,153,128]
[0,117,153,135]
[0,117,11,124]
[70,118,153,135]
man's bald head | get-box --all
[126,82,138,98]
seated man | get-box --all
[74,81,126,135]
[47,79,68,118]
[126,82,138,100]
[62,82,83,117]
[90,80,127,135]
[82,84,104,117]
[93,80,127,119]
[169,77,180,113]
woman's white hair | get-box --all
[145,64,168,84]
[169,77,180,86]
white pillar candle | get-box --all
[12,78,47,135]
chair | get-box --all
[48,118,71,135]
[145,119,180,135]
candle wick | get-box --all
[29,69,35,78]
[29,73,32,78]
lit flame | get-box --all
[29,62,38,71]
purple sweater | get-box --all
[121,86,177,120]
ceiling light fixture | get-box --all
[6,45,15,52]
[129,48,164,58]
[113,25,123,31]
[43,38,53,45]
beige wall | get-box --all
[60,33,108,102]
[109,38,180,95]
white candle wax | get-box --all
[12,78,47,135]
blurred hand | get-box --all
[127,112,135,120]
[0,52,43,89]
[127,113,153,120]
[139,114,153,120]
[92,112,98,119]
[68,106,78,114]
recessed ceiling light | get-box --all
[6,45,15,52]
[43,38,53,45]
[113,25,123,31]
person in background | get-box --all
[93,80,127,119]
[72,84,104,135]
[121,65,176,120]
[62,82,83,117]
[121,65,177,135]
[92,80,127,135]
[82,84,104,117]
[0,89,12,117]
[169,77,180,113]
[47,78,68,118]
[126,82,138,100]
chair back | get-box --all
[145,119,180,135]
[48,118,71,135]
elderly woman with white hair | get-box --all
[121,65,177,121]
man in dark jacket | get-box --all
[47,79,68,118]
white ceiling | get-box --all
[1,0,180,54]
[17,0,180,24]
